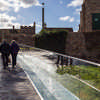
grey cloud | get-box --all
[0,2,9,11]
[0,18,9,22]
[0,0,41,12]
[7,23,13,27]
[20,0,38,5]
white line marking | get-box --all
[20,67,44,100]
[71,75,100,92]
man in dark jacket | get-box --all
[10,40,19,69]
[0,40,11,69]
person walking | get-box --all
[10,40,19,69]
[0,40,11,69]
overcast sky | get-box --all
[0,0,83,33]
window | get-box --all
[92,13,100,30]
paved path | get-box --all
[18,51,80,100]
[18,50,100,100]
[0,56,41,100]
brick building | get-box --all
[43,23,73,32]
[0,22,36,45]
[79,0,100,32]
[44,27,73,32]
[0,22,36,35]
[19,22,35,35]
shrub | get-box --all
[34,29,68,54]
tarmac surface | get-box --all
[0,56,41,100]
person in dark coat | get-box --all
[0,40,11,69]
[10,40,19,69]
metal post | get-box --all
[68,57,70,66]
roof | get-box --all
[44,27,73,32]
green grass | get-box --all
[20,47,35,50]
[56,65,100,89]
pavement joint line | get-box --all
[22,69,44,100]
[71,75,100,92]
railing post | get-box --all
[65,57,68,66]
[56,55,60,68]
[68,57,70,66]
[56,55,60,64]
[61,56,64,66]
[70,58,73,66]
[61,56,64,71]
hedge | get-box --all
[33,29,68,54]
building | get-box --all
[42,3,73,32]
[44,27,73,32]
[0,22,36,35]
[0,22,36,45]
[79,0,100,32]
[20,22,35,35]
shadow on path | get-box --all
[0,59,41,100]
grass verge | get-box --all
[56,65,100,89]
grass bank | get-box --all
[56,65,100,90]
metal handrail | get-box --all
[18,43,100,67]
[18,43,100,98]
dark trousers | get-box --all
[1,54,9,69]
[11,53,17,68]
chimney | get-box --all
[42,3,45,29]
[33,22,36,34]
[13,25,15,30]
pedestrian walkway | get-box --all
[18,50,100,100]
[0,56,41,100]
[18,51,80,100]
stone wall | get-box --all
[83,32,100,62]
[65,32,100,63]
[1,31,100,63]
[65,32,88,58]
[0,33,34,46]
